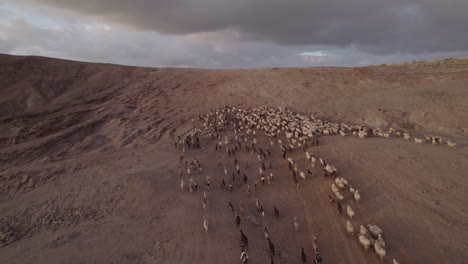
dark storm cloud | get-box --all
[19,0,468,54]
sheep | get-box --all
[334,191,344,201]
[447,140,457,148]
[414,138,423,144]
[368,224,383,238]
[300,171,306,180]
[374,240,386,262]
[358,234,371,251]
[354,190,361,203]
[359,225,369,236]
[203,216,208,232]
[403,133,410,141]
[294,217,300,231]
[358,132,367,139]
[274,206,280,219]
[335,178,345,189]
[346,220,354,236]
[331,184,339,193]
[377,234,386,248]
[392,259,400,264]
[180,179,185,192]
[347,205,355,219]
[240,248,249,263]
[349,185,355,194]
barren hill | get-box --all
[0,54,467,264]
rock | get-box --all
[26,178,35,188]
[20,175,29,184]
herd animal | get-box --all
[173,105,444,263]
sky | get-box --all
[0,0,467,69]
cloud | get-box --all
[10,0,468,55]
[300,51,329,57]
[1,1,467,69]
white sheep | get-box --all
[374,240,386,262]
[377,234,386,248]
[336,178,345,189]
[403,133,411,141]
[203,216,208,232]
[347,205,355,219]
[331,183,339,193]
[368,224,383,238]
[346,220,354,235]
[414,138,423,144]
[447,140,457,148]
[300,171,306,180]
[334,191,344,201]
[360,225,369,236]
[358,234,370,251]
[354,190,361,203]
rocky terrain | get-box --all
[0,54,467,263]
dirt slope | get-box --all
[0,54,467,264]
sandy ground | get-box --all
[0,54,467,264]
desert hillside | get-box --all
[0,54,467,264]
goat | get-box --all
[268,238,275,257]
[236,213,241,228]
[274,206,280,219]
[264,226,270,240]
[240,229,249,249]
[301,247,307,264]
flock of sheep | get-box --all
[173,105,457,263]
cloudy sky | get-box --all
[1,0,467,68]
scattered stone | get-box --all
[20,175,29,184]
